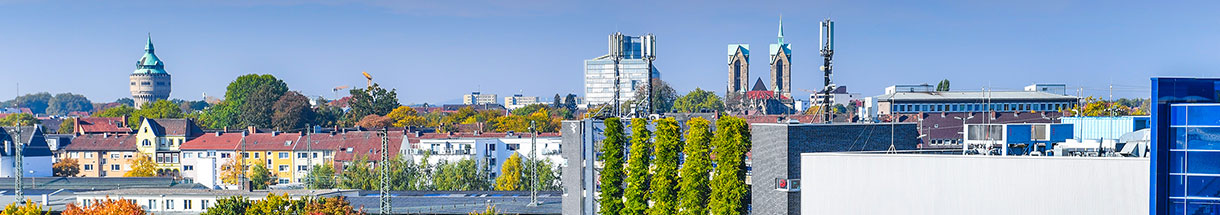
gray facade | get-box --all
[561,119,603,215]
[750,123,920,215]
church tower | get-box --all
[727,44,750,93]
[769,19,792,98]
[129,35,171,108]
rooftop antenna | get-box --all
[819,18,836,124]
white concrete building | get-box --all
[409,133,563,179]
[504,94,542,110]
[463,92,498,105]
[800,153,1148,215]
[74,189,352,214]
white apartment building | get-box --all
[463,92,498,105]
[504,94,541,110]
[408,133,563,179]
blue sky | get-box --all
[1,0,1217,104]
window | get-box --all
[279,152,289,159]
[202,200,210,209]
[184,200,192,210]
[142,139,151,147]
[313,152,319,158]
[124,152,133,158]
[111,164,120,171]
[253,153,259,159]
[148,200,156,209]
[84,153,94,158]
[279,178,289,184]
[71,152,79,158]
[242,152,249,158]
[83,164,93,171]
[298,153,308,158]
[221,153,230,158]
[184,165,194,171]
[279,165,289,172]
[111,153,120,159]
[298,165,308,171]
[166,200,174,209]
[183,153,193,158]
[141,82,150,86]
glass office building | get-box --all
[1151,77,1220,214]
[583,34,660,107]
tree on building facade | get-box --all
[494,152,524,191]
[677,117,712,215]
[53,158,80,177]
[598,118,626,215]
[124,154,157,177]
[647,118,681,215]
[623,118,653,215]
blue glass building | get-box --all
[1151,77,1220,214]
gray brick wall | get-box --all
[750,123,919,215]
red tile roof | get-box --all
[179,133,244,150]
[311,131,404,162]
[76,117,131,134]
[241,132,303,151]
[64,134,138,151]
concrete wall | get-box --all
[800,153,1149,215]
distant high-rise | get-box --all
[583,33,660,108]
[769,19,792,98]
[129,35,171,108]
[728,44,750,93]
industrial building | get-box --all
[870,83,1079,146]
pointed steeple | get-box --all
[145,33,154,53]
[777,16,785,44]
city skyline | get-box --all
[2,0,1214,104]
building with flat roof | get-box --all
[463,92,498,105]
[800,153,1148,215]
[1150,77,1220,214]
[750,122,920,215]
[1060,116,1149,140]
[871,83,1079,146]
[583,33,660,108]
[503,94,541,110]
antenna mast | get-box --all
[819,19,836,124]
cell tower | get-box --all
[819,19,836,123]
[640,34,657,118]
[609,33,624,118]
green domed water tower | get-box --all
[129,35,171,108]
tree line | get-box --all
[599,116,750,215]
[285,155,559,192]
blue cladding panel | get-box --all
[1188,151,1220,174]
[1152,77,1220,215]
[1189,105,1220,126]
[1187,127,1220,150]
[1188,176,1220,198]
[1171,175,1185,197]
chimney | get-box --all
[103,133,109,138]
[272,131,280,136]
[215,131,223,137]
[247,126,257,134]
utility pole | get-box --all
[240,131,247,190]
[379,129,391,214]
[305,124,312,187]
[819,19,836,124]
[527,121,540,206]
[13,122,23,199]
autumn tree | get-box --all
[677,117,712,215]
[598,118,626,215]
[523,158,560,191]
[647,118,681,215]
[306,163,337,189]
[709,116,750,215]
[53,158,80,177]
[58,118,75,134]
[355,114,393,128]
[2,199,46,215]
[250,162,273,189]
[124,154,156,177]
[623,118,653,215]
[469,205,498,215]
[304,196,364,215]
[0,113,39,126]
[494,152,524,191]
[272,91,315,131]
[386,106,426,128]
[220,156,244,186]
[63,197,144,215]
[247,193,306,214]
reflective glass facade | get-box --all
[1152,77,1220,215]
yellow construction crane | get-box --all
[362,71,373,87]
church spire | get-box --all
[145,33,154,53]
[775,15,785,43]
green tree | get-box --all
[306,163,337,189]
[0,113,39,126]
[201,196,251,215]
[272,91,315,131]
[647,118,681,215]
[383,156,421,190]
[340,157,376,190]
[632,79,678,113]
[936,79,951,91]
[58,118,75,134]
[494,152,524,191]
[433,158,491,191]
[677,117,712,215]
[709,116,750,215]
[124,154,156,177]
[93,105,135,118]
[523,158,560,191]
[114,98,135,107]
[201,74,288,129]
[598,118,626,215]
[179,100,211,113]
[672,88,725,113]
[13,92,52,115]
[623,118,653,215]
[46,93,93,115]
[346,84,400,124]
[130,99,184,127]
[239,84,281,128]
[249,162,273,189]
[564,94,578,111]
[314,103,345,127]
